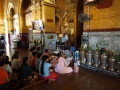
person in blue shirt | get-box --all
[40,55,58,83]
[70,43,76,54]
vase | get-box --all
[117,62,120,73]
[93,51,99,67]
[80,50,85,64]
[86,50,92,65]
[74,66,79,73]
[108,57,115,71]
[100,53,107,69]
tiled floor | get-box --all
[7,46,120,90]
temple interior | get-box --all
[0,0,120,90]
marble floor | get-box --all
[6,46,120,90]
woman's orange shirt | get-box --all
[0,68,8,84]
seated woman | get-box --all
[11,51,19,63]
[43,49,51,57]
[19,57,37,82]
[0,58,10,90]
[28,46,36,65]
[55,52,73,74]
[40,55,57,83]
[35,53,42,71]
[2,56,12,78]
[11,54,21,73]
[30,52,37,70]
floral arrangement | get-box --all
[100,47,108,54]
[108,49,114,57]
[33,39,41,46]
[80,43,87,51]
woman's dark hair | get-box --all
[3,56,9,61]
[22,57,28,64]
[0,51,5,56]
[37,53,42,59]
[32,52,37,57]
[3,56,11,66]
[13,53,19,59]
[45,49,48,53]
[40,55,49,75]
[0,57,9,67]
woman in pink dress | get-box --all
[55,52,73,74]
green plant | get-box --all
[94,43,99,52]
[87,45,92,51]
[86,43,92,51]
[108,50,114,57]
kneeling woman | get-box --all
[40,55,57,83]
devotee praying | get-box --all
[55,52,73,74]
[40,55,58,83]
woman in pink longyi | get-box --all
[55,52,73,74]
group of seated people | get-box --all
[0,45,76,90]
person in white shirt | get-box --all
[65,33,68,41]
[61,33,68,50]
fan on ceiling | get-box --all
[78,13,90,23]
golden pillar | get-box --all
[19,13,28,33]
[41,1,57,32]
[7,18,14,33]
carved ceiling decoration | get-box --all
[95,0,115,9]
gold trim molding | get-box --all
[41,1,57,8]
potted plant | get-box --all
[117,53,120,73]
[86,43,92,65]
[93,44,100,67]
[86,44,92,52]
[94,44,99,53]
[79,43,86,64]
[100,47,108,69]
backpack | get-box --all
[0,40,5,49]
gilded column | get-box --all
[19,13,28,33]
